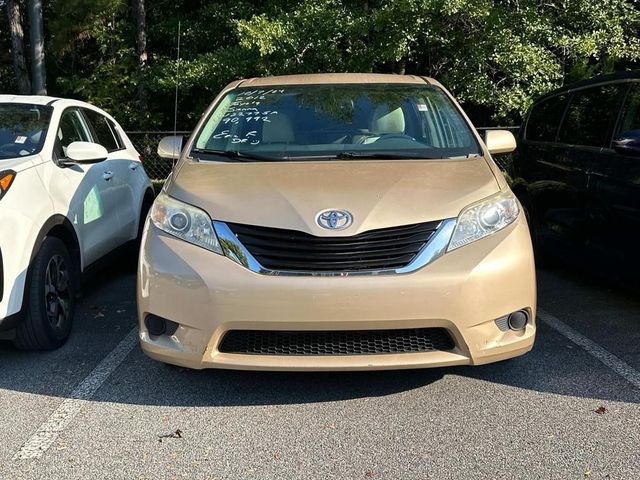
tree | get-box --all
[5,0,637,127]
[132,0,147,66]
[5,0,31,94]
[234,0,640,122]
[28,0,46,94]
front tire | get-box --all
[14,237,76,351]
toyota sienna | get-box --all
[137,73,536,370]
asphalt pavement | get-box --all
[0,262,639,479]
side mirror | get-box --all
[158,135,183,160]
[613,130,640,157]
[66,141,108,163]
[484,130,517,155]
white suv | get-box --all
[0,95,153,350]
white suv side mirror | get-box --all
[158,136,184,160]
[66,141,108,163]
[484,130,517,155]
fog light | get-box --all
[145,314,179,336]
[507,310,528,331]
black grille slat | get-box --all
[229,221,438,241]
[227,221,440,272]
[246,242,426,260]
[248,257,417,271]
[237,232,432,252]
[218,328,455,355]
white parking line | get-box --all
[538,308,640,390]
[11,308,640,460]
[12,328,139,460]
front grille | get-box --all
[218,328,455,356]
[226,221,440,272]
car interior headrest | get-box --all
[370,106,405,134]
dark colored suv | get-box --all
[513,71,640,274]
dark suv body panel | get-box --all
[513,71,640,277]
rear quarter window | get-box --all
[83,109,122,152]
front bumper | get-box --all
[137,215,536,370]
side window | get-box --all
[55,109,91,159]
[618,83,640,134]
[525,94,568,142]
[108,119,125,149]
[82,109,120,152]
[558,84,627,148]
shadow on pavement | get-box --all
[1,263,640,407]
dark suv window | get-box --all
[619,83,640,134]
[525,95,568,142]
[83,109,121,152]
[558,84,627,148]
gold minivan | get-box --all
[137,73,536,370]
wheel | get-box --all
[14,237,76,350]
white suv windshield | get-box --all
[191,84,481,161]
[0,103,53,160]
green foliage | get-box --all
[1,0,639,126]
[235,0,640,121]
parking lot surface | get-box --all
[1,263,639,479]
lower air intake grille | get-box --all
[218,328,455,356]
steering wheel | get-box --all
[374,133,416,142]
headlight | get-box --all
[0,170,16,201]
[150,193,223,254]
[447,190,519,251]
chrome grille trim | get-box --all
[215,218,456,277]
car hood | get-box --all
[168,157,500,236]
[0,155,38,173]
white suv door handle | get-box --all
[103,171,114,181]
[129,162,138,171]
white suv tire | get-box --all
[14,237,77,350]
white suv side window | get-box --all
[55,109,92,159]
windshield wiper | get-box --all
[190,148,283,162]
[334,151,443,160]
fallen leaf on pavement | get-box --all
[158,429,183,442]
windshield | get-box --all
[0,103,52,160]
[191,84,481,161]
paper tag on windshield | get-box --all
[15,136,27,144]
[416,104,428,112]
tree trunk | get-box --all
[28,0,46,94]
[393,58,407,75]
[6,0,31,94]
[133,0,147,66]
